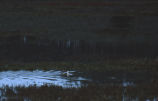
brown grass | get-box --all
[2,81,158,101]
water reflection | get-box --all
[0,70,141,88]
[0,70,157,88]
[56,40,80,48]
[24,36,27,44]
[0,36,158,62]
[0,70,88,88]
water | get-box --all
[0,70,88,88]
[0,70,150,88]
[0,36,158,63]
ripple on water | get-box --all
[0,70,89,88]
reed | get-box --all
[1,81,158,101]
[0,58,158,72]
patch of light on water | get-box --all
[122,80,134,87]
[0,70,89,88]
[24,97,31,101]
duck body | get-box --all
[62,71,75,77]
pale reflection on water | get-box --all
[0,70,88,88]
[0,70,136,88]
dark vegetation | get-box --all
[2,80,158,101]
[0,59,158,72]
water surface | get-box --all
[0,36,158,62]
[0,70,88,88]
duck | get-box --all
[63,71,75,77]
[66,71,70,77]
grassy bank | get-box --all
[2,80,158,101]
[0,58,158,72]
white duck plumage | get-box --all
[63,71,75,77]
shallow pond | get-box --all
[0,70,89,88]
[0,70,157,88]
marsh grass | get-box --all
[0,58,158,72]
[2,81,158,101]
